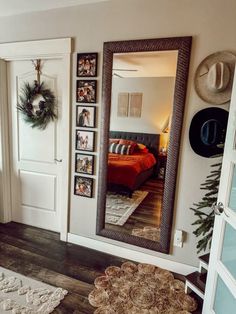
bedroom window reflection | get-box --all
[105,50,178,242]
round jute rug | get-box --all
[88,262,198,314]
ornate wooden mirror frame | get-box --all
[96,36,192,253]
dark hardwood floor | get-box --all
[0,222,127,313]
[106,176,164,235]
[0,222,202,313]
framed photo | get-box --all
[77,53,98,77]
[76,80,97,103]
[75,153,94,175]
[76,130,95,152]
[74,176,93,198]
[76,105,96,128]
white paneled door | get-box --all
[203,67,236,313]
[8,58,66,232]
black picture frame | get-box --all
[76,80,97,103]
[77,53,98,77]
[75,153,95,175]
[74,175,93,198]
[76,105,96,128]
[76,129,95,152]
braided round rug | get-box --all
[89,262,197,314]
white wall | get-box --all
[110,77,175,134]
[0,0,235,267]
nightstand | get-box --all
[157,153,167,179]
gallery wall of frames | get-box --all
[74,53,98,198]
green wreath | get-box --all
[17,80,57,130]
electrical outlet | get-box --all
[174,229,183,247]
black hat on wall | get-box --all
[189,107,229,158]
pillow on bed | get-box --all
[139,147,149,153]
[119,139,137,154]
[137,143,146,149]
[136,143,149,153]
[119,139,135,145]
[109,142,134,155]
[109,138,120,144]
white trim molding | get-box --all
[59,51,71,242]
[0,38,71,61]
[185,279,205,300]
[68,233,197,275]
[0,60,11,223]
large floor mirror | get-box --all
[97,37,192,253]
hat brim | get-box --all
[189,107,228,157]
[195,51,236,105]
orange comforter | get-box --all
[108,152,156,189]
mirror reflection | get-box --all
[104,50,178,242]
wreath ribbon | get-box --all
[32,59,42,85]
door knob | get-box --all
[54,158,62,162]
[213,202,224,215]
[213,202,228,216]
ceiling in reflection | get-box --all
[113,50,178,78]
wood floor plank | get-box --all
[0,241,102,284]
[0,221,60,241]
[0,226,126,271]
[0,254,93,297]
[0,255,94,313]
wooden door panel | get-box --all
[19,122,56,163]
[17,71,57,164]
[20,170,56,211]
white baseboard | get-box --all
[68,233,197,275]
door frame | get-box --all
[0,38,71,241]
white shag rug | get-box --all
[105,190,148,226]
[0,267,68,314]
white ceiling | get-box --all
[113,51,178,78]
[0,0,109,17]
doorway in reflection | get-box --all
[105,50,177,242]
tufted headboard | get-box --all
[109,131,160,161]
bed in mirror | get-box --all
[97,37,192,254]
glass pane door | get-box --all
[213,275,236,314]
[221,223,236,279]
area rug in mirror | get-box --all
[89,262,197,314]
[0,266,68,313]
[105,190,148,226]
[132,226,161,242]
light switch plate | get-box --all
[174,229,183,247]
